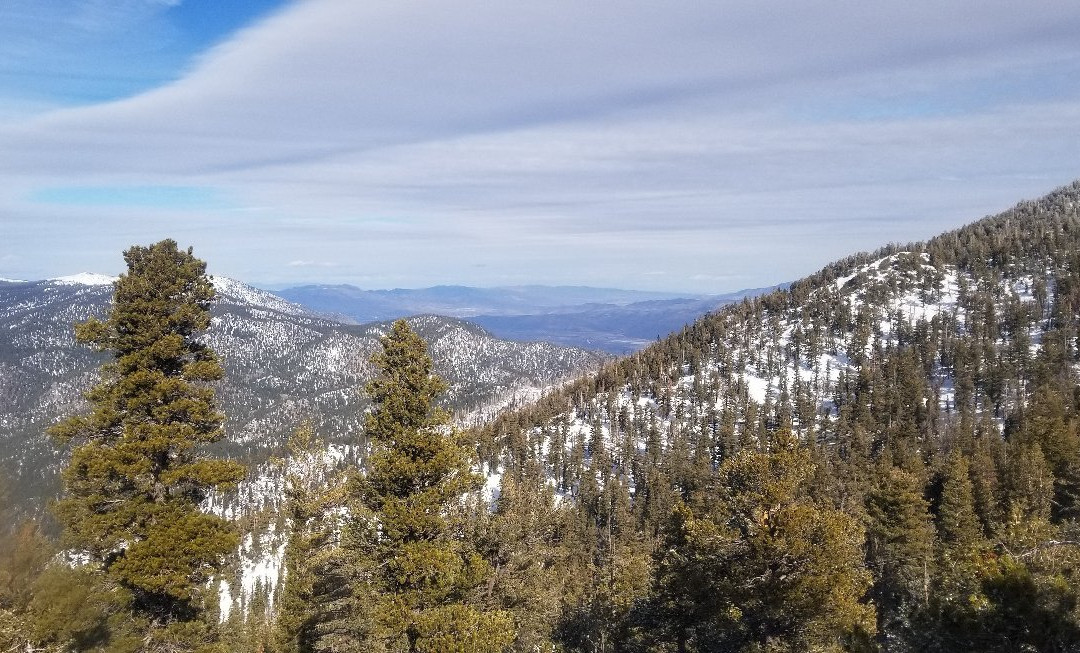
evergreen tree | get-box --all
[864,467,934,650]
[272,423,370,653]
[924,452,990,651]
[0,483,54,652]
[648,433,875,652]
[485,472,570,652]
[50,240,246,650]
[935,453,982,550]
[354,320,514,653]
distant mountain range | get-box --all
[0,275,603,510]
[272,284,779,353]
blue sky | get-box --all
[0,1,286,107]
[2,1,1080,292]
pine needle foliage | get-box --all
[272,423,368,653]
[50,239,245,649]
[649,434,876,652]
[355,320,514,653]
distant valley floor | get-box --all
[271,284,782,353]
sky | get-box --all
[1,1,1079,293]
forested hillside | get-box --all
[469,181,1080,651]
[5,181,1080,652]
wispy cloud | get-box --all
[1,1,1079,291]
[29,185,229,210]
[287,260,338,268]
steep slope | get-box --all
[467,181,1080,651]
[487,181,1080,468]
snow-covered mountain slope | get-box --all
[214,183,1080,625]
[0,276,604,512]
[48,273,118,286]
[481,182,1080,507]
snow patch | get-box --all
[483,464,503,506]
[745,374,770,404]
[49,273,117,286]
[219,579,232,622]
[211,276,312,317]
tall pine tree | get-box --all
[865,467,935,650]
[51,239,245,650]
[354,320,513,653]
[647,431,875,652]
[273,423,372,653]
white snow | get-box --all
[210,276,311,317]
[513,251,1060,513]
[49,272,118,286]
[483,464,503,506]
[218,579,232,622]
[215,525,288,622]
[239,540,285,605]
[744,374,770,404]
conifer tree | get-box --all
[485,472,569,652]
[865,467,935,650]
[273,423,369,653]
[935,453,982,550]
[51,239,245,650]
[0,485,53,652]
[925,452,989,650]
[648,431,875,652]
[354,320,514,653]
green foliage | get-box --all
[484,473,573,651]
[28,565,125,651]
[49,240,245,648]
[865,467,935,649]
[353,320,514,652]
[936,453,982,551]
[0,517,55,652]
[647,441,875,652]
[272,423,369,653]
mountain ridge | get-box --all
[441,180,1080,650]
[272,282,780,352]
[0,275,604,512]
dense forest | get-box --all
[471,181,1080,652]
[5,181,1080,651]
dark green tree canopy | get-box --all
[51,239,245,648]
[356,320,513,653]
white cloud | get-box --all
[2,0,1080,291]
[287,260,337,268]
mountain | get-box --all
[470,291,778,353]
[271,284,698,321]
[272,283,777,352]
[8,182,1080,648]
[488,182,1080,457]
[0,276,603,511]
[470,181,1080,650]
